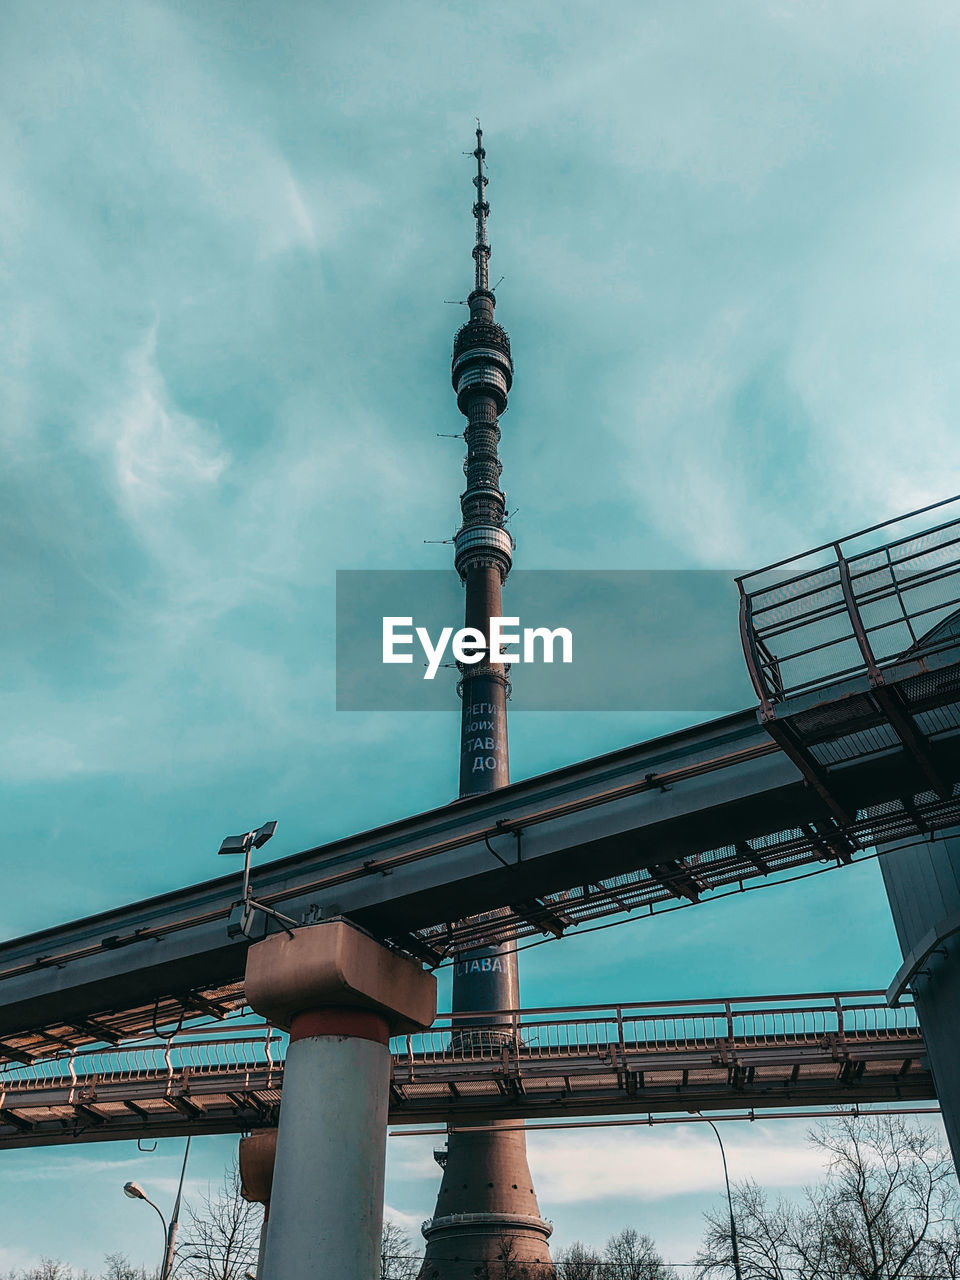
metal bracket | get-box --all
[887,907,960,1005]
[483,821,522,867]
[227,898,298,941]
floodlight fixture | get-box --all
[253,819,278,848]
[218,819,296,940]
[218,833,250,856]
[218,820,278,907]
[218,820,277,858]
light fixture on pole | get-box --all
[219,820,296,938]
[123,1136,192,1280]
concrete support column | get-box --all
[239,1129,277,1280]
[881,832,960,1174]
[244,918,436,1280]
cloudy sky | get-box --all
[1,0,958,1269]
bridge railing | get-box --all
[0,1030,284,1088]
[397,991,920,1062]
[737,493,960,713]
[0,992,920,1089]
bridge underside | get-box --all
[1,714,959,1064]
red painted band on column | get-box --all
[289,1007,390,1045]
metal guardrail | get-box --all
[398,990,921,1062]
[0,990,921,1086]
[735,494,960,845]
[0,990,931,1148]
[0,1030,283,1088]
[737,493,960,713]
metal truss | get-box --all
[0,991,930,1149]
[738,493,960,825]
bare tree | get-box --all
[554,1241,602,1280]
[695,1178,801,1280]
[173,1158,263,1280]
[465,1236,556,1280]
[695,1112,960,1280]
[381,1219,421,1280]
[101,1256,154,1280]
[603,1229,678,1280]
[12,1263,77,1280]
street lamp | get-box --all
[219,820,295,938]
[700,1117,744,1280]
[123,1136,191,1280]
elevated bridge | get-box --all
[0,992,930,1149]
[2,496,960,1072]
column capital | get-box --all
[244,918,436,1035]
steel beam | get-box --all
[2,705,960,1046]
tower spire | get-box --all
[472,122,490,292]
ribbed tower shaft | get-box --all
[419,129,554,1280]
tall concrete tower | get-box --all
[418,129,555,1280]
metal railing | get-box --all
[398,990,919,1062]
[0,1029,283,1088]
[737,494,960,710]
[0,991,919,1088]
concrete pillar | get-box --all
[244,918,436,1280]
[239,1129,276,1280]
[881,832,960,1174]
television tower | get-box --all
[418,128,555,1279]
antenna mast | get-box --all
[472,124,490,292]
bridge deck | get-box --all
[0,992,930,1149]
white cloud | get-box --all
[104,327,229,506]
[528,1122,826,1204]
[6,1153,147,1180]
[384,1204,427,1238]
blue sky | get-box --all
[1,0,959,1269]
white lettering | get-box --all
[382,617,413,664]
[416,625,453,680]
[455,957,504,975]
[382,622,574,675]
[453,627,486,664]
[489,616,520,664]
[523,626,573,664]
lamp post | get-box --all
[219,820,296,938]
[218,821,277,905]
[701,1117,744,1280]
[123,1136,192,1280]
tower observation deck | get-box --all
[418,129,555,1280]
